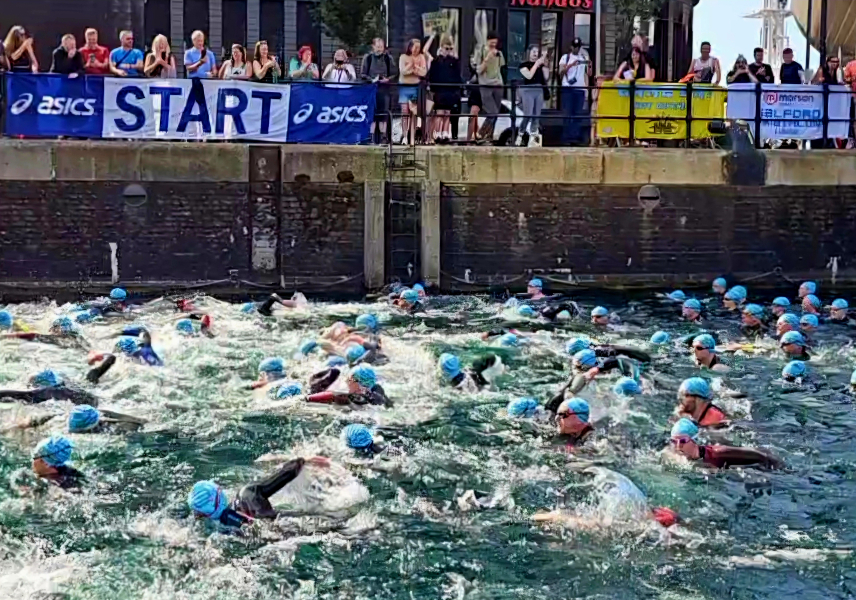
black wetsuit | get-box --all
[555,424,594,448]
[540,302,582,320]
[310,368,342,394]
[217,459,306,527]
[699,353,723,369]
[256,295,281,317]
[740,322,767,338]
[0,356,115,406]
[593,345,651,363]
[45,465,85,490]
[699,445,782,470]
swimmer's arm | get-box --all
[305,391,350,405]
[86,354,117,383]
[545,382,572,413]
[1,332,40,340]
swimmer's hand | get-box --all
[584,367,600,381]
[305,456,331,468]
[723,342,753,353]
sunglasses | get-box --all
[557,411,579,419]
[669,437,692,445]
[692,345,706,351]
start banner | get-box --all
[727,83,850,140]
[596,82,726,140]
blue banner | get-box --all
[287,83,375,144]
[5,74,104,137]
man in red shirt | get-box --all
[80,28,109,75]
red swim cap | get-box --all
[652,506,678,527]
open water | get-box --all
[0,293,855,599]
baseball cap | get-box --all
[572,37,583,47]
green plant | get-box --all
[314,0,385,56]
[612,0,668,63]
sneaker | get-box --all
[528,133,542,147]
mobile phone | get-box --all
[201,48,207,58]
[89,54,96,63]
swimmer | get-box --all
[75,288,129,317]
[545,397,594,448]
[798,281,817,299]
[175,314,214,338]
[392,289,423,313]
[780,360,814,389]
[342,423,389,456]
[566,337,652,364]
[689,334,729,372]
[67,404,147,433]
[591,306,610,326]
[675,377,727,427]
[650,331,671,346]
[799,314,819,338]
[770,297,790,318]
[667,290,686,303]
[32,435,84,489]
[827,298,853,325]
[722,286,747,312]
[249,357,288,389]
[740,304,768,337]
[802,294,821,315]
[306,365,392,407]
[669,418,782,470]
[187,455,331,528]
[0,309,33,332]
[240,293,300,317]
[613,377,642,396]
[438,353,478,392]
[0,366,112,406]
[470,354,506,386]
[712,277,727,296]
[507,397,541,418]
[555,348,641,397]
[539,301,583,321]
[108,326,163,366]
[780,330,811,360]
[527,278,546,301]
[682,299,702,323]
[308,344,375,393]
[2,316,89,349]
[776,313,800,337]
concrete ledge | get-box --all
[0,140,54,180]
[602,149,728,184]
[765,150,856,185]
[281,145,386,182]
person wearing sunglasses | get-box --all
[676,377,728,427]
[548,397,594,448]
[780,330,811,361]
[669,419,782,470]
[739,304,768,338]
[188,455,331,528]
[690,334,729,373]
[682,298,703,324]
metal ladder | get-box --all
[385,136,427,284]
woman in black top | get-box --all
[726,55,758,84]
[4,26,38,73]
[428,36,461,142]
[518,45,550,146]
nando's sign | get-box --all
[509,0,593,9]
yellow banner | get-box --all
[596,82,726,140]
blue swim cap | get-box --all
[724,286,747,302]
[401,289,419,304]
[804,294,821,309]
[561,397,590,423]
[573,349,598,369]
[68,405,101,433]
[115,336,139,355]
[712,277,727,290]
[0,310,11,329]
[778,313,800,328]
[517,305,536,318]
[772,297,790,308]
[668,290,686,302]
[355,314,379,332]
[412,283,425,293]
[692,334,716,350]
[650,331,671,345]
[349,364,377,389]
[566,337,592,355]
[346,344,367,364]
[782,360,807,380]
[51,316,75,334]
[800,314,819,328]
[109,288,127,301]
[31,369,63,388]
[176,319,194,335]
[678,377,712,399]
[499,333,519,347]
[343,424,374,449]
[613,377,641,396]
[682,299,701,312]
[507,397,539,417]
[258,356,285,374]
[780,330,806,347]
[671,418,699,440]
[528,278,543,289]
[274,382,303,398]
[743,303,765,318]
[800,281,817,294]
[591,306,609,318]
[438,353,462,380]
[188,480,228,519]
[33,435,73,467]
[832,298,849,310]
[327,355,347,368]
[240,302,256,314]
[299,340,318,356]
[72,310,95,324]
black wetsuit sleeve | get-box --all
[545,381,571,413]
[485,329,507,339]
[86,354,117,384]
[0,389,41,403]
[717,447,783,469]
[257,295,279,317]
[218,507,251,528]
[598,357,621,373]
[540,302,581,320]
[57,386,99,406]
[54,465,85,489]
[367,384,392,407]
[234,458,305,518]
[607,345,652,363]
[310,368,341,394]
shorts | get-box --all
[433,89,460,111]
[398,85,419,105]
[375,87,391,116]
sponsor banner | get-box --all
[287,83,375,144]
[102,78,290,141]
[4,73,104,137]
[727,84,850,139]
[596,82,726,140]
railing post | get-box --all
[628,80,636,147]
[685,81,693,145]
[822,83,830,146]
[754,82,762,149]
[419,79,428,144]
[510,80,518,145]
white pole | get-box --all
[595,0,602,73]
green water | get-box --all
[1,295,855,599]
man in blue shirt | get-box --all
[184,30,216,78]
[109,30,144,77]
[779,48,805,84]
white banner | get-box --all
[102,78,290,141]
[727,83,850,140]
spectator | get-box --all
[322,49,356,83]
[0,34,7,72]
[726,55,758,84]
[517,44,549,146]
[631,33,656,81]
[614,46,653,82]
[398,38,428,145]
[143,34,176,78]
[780,48,805,84]
[80,28,109,75]
[475,31,505,143]
[559,37,589,146]
[428,35,461,143]
[50,34,85,77]
[4,26,39,73]
[253,40,282,83]
[110,30,143,77]
[361,37,396,143]
[184,30,216,78]
[812,55,841,84]
[685,41,720,85]
[466,64,482,142]
[219,43,251,80]
[748,47,774,84]
[288,45,318,81]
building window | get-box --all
[222,0,248,52]
[541,12,560,108]
[506,10,530,83]
[471,9,496,70]
[296,1,322,63]
[437,8,461,57]
[574,13,591,48]
[260,0,285,62]
[184,0,210,48]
